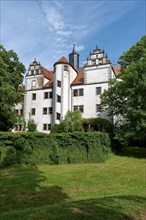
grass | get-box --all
[0,147,146,220]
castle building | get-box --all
[24,45,120,133]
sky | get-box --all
[1,0,145,71]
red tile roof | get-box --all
[112,66,121,77]
[39,66,54,88]
[71,68,84,85]
[54,56,69,66]
[41,66,54,80]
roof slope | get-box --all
[41,66,54,80]
[71,68,84,85]
[54,56,69,66]
[112,66,121,77]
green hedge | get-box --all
[0,132,111,167]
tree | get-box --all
[101,36,146,145]
[0,45,25,131]
[27,118,37,132]
[63,110,83,132]
[51,110,83,133]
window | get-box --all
[36,69,39,74]
[49,92,53,98]
[31,80,36,88]
[44,92,48,99]
[73,89,78,96]
[44,92,53,99]
[43,107,47,115]
[43,124,47,130]
[73,89,84,96]
[43,124,51,131]
[31,70,34,75]
[73,106,78,111]
[98,58,102,64]
[57,80,61,87]
[96,104,101,112]
[79,105,84,113]
[73,105,84,113]
[79,89,84,96]
[31,108,35,115]
[32,93,36,100]
[96,87,101,95]
[57,113,61,120]
[64,65,68,71]
[57,95,61,103]
[15,124,22,131]
[49,107,53,114]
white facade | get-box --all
[24,46,118,133]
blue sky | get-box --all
[1,0,145,71]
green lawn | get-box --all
[0,147,146,220]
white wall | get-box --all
[72,82,108,119]
[84,64,112,84]
[24,88,53,132]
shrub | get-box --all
[0,132,111,167]
[27,118,37,132]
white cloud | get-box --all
[1,0,144,71]
[42,3,64,31]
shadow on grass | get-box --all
[0,166,69,212]
[1,166,146,220]
[116,146,146,159]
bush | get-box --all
[83,117,113,133]
[0,132,111,167]
[27,118,37,132]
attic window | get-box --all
[31,70,34,75]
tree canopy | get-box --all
[0,45,26,131]
[101,36,146,145]
[51,110,83,133]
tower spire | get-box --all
[69,44,79,69]
[72,43,76,53]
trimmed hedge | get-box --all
[0,132,111,167]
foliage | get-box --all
[0,147,145,220]
[0,45,25,131]
[51,110,83,133]
[0,132,111,167]
[83,117,113,133]
[101,36,146,145]
[49,140,59,164]
[27,118,37,132]
[51,122,65,133]
[62,110,83,132]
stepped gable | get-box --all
[54,56,69,65]
[71,67,84,85]
[112,66,121,77]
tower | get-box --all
[69,44,79,69]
